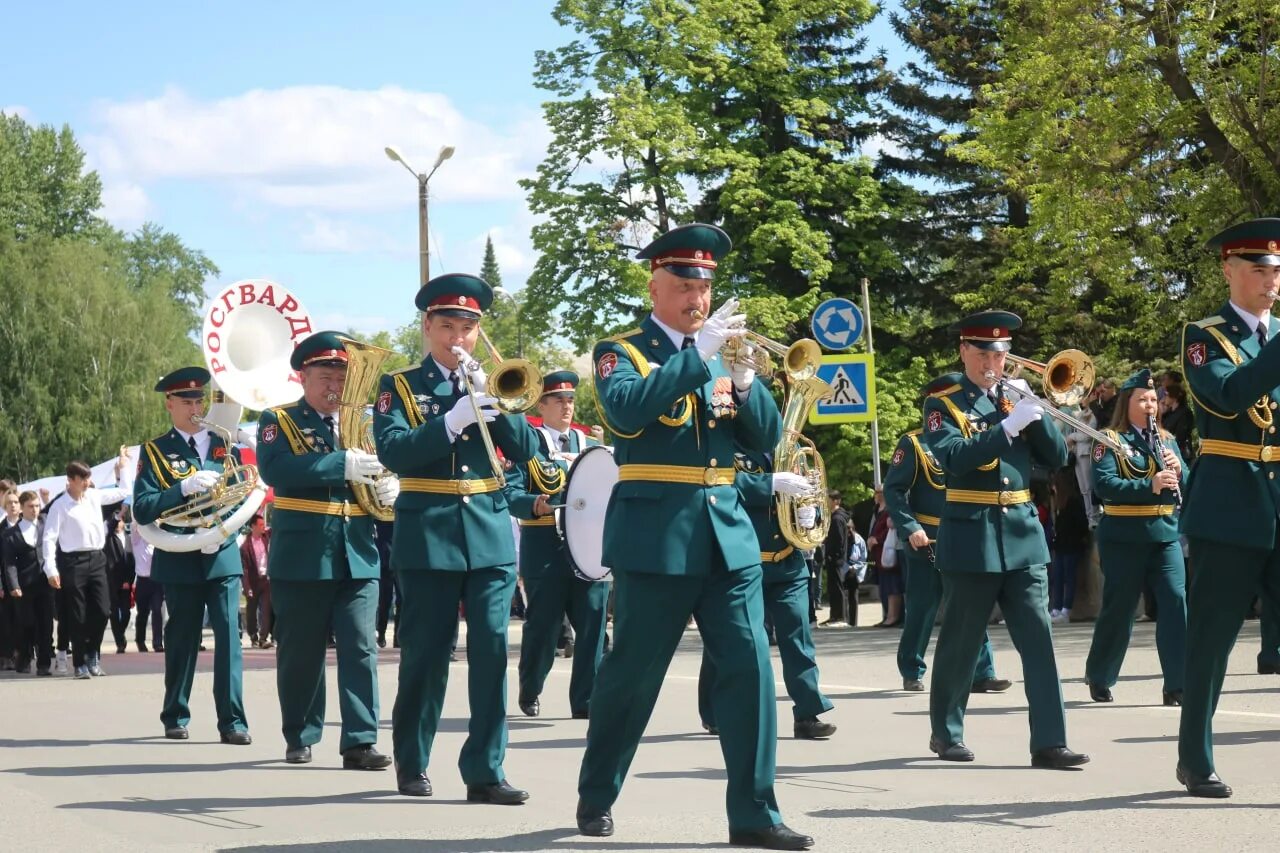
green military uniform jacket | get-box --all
[256,400,379,580]
[505,426,599,579]
[732,449,806,584]
[1180,304,1280,549]
[922,374,1067,573]
[132,428,243,584]
[1092,425,1189,544]
[883,429,946,539]
[592,316,782,576]
[372,357,539,572]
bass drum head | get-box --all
[559,445,618,582]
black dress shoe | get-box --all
[793,717,837,739]
[728,823,814,850]
[343,744,391,770]
[970,677,1013,693]
[929,737,975,762]
[1089,683,1114,703]
[576,799,614,836]
[1163,690,1183,707]
[466,780,529,805]
[903,678,924,692]
[164,726,189,740]
[1176,763,1232,798]
[571,709,589,720]
[285,745,312,764]
[220,731,252,746]
[1031,746,1090,769]
[136,641,149,653]
[518,696,540,717]
[397,771,432,796]
[1258,661,1280,675]
[36,666,52,677]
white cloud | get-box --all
[861,133,905,162]
[470,224,534,281]
[99,180,150,229]
[311,311,400,336]
[296,213,409,255]
[1,105,30,120]
[83,86,549,212]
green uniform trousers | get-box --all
[1085,539,1186,693]
[272,577,380,753]
[698,572,833,726]
[517,573,611,714]
[896,547,997,684]
[578,562,781,832]
[392,568,515,784]
[930,566,1067,752]
[1180,538,1280,776]
[160,576,247,734]
[1258,597,1280,667]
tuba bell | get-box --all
[336,337,396,521]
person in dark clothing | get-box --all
[2,491,52,674]
[1088,379,1119,429]
[1050,471,1091,621]
[1160,383,1196,464]
[374,519,399,648]
[102,507,135,654]
[821,490,853,625]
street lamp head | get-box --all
[434,145,456,169]
[384,146,405,164]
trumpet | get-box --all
[451,331,542,486]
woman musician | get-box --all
[1084,368,1189,706]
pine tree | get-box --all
[479,235,503,289]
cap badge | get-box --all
[457,296,467,305]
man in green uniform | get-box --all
[696,446,837,741]
[373,273,540,803]
[921,312,1087,769]
[575,224,812,851]
[1177,218,1280,798]
[884,388,1012,695]
[256,331,395,770]
[132,367,250,744]
[1085,368,1188,706]
[506,370,609,720]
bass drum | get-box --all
[558,445,618,582]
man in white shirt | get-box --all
[41,455,132,679]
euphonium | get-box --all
[336,337,396,521]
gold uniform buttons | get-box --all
[708,420,717,429]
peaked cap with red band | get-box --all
[948,310,1022,352]
[1207,217,1280,266]
[154,366,211,399]
[290,330,350,371]
[414,272,494,318]
[637,223,732,280]
[540,369,579,399]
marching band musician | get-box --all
[921,312,1088,769]
[1176,217,1280,798]
[576,224,813,851]
[506,370,609,720]
[884,382,1012,695]
[696,443,837,741]
[256,331,396,770]
[373,273,540,803]
[132,367,250,744]
[1084,368,1188,707]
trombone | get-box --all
[450,329,543,486]
[990,348,1130,456]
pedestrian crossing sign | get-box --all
[809,354,875,424]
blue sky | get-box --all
[2,1,907,342]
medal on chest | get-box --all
[710,376,737,419]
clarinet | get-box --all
[1147,413,1182,509]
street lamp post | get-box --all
[384,144,456,288]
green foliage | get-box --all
[0,115,104,239]
[0,236,200,481]
[479,236,503,289]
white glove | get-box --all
[181,470,221,497]
[730,341,756,391]
[373,475,400,505]
[444,394,499,436]
[796,505,817,530]
[1001,397,1043,438]
[772,472,816,497]
[344,448,385,485]
[695,298,747,361]
[466,363,487,394]
[200,540,223,555]
[235,427,257,450]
